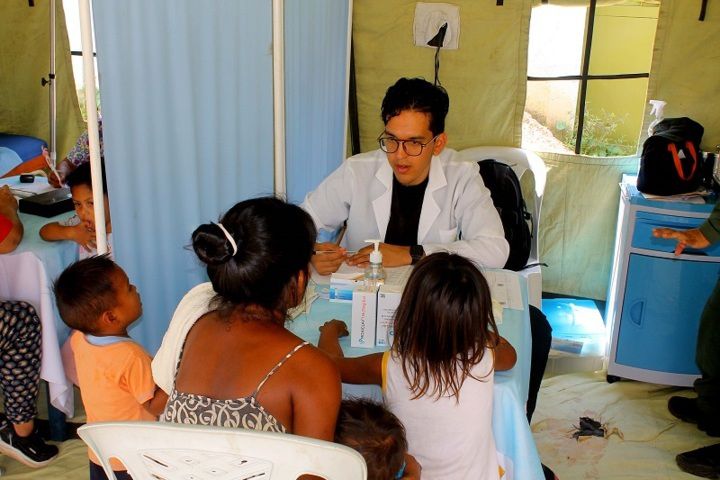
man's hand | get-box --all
[653,227,710,256]
[346,242,411,268]
[70,223,97,252]
[311,242,347,275]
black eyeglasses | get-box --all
[377,135,438,157]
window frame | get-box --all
[527,0,651,155]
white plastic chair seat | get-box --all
[458,146,547,308]
[78,421,367,480]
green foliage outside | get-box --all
[558,109,636,157]
[77,88,101,121]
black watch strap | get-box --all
[410,245,425,265]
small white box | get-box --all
[351,287,378,348]
[329,283,358,303]
[376,285,402,347]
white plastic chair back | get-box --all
[78,421,367,480]
[458,146,547,308]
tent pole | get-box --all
[49,0,57,168]
[78,0,107,255]
[272,0,286,197]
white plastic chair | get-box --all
[78,421,367,480]
[458,146,547,308]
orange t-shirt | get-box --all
[66,331,157,468]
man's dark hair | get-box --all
[54,254,118,333]
[381,77,450,136]
[65,160,108,195]
[335,399,407,480]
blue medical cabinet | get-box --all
[605,182,720,386]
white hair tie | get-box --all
[216,222,238,257]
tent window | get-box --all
[63,0,100,119]
[522,1,659,156]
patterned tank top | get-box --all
[161,341,309,432]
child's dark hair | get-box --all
[65,160,108,194]
[393,252,499,400]
[191,196,316,320]
[54,254,119,334]
[381,77,449,136]
[335,399,407,480]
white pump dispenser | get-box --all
[364,239,386,290]
[647,99,667,136]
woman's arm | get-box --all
[492,334,517,371]
[291,349,342,442]
[318,320,384,385]
[143,387,169,417]
[0,186,23,253]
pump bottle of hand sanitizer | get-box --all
[364,239,386,290]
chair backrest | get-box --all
[78,421,367,480]
[458,146,547,262]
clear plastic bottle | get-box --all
[364,239,386,290]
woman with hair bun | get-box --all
[152,197,342,441]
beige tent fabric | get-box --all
[538,152,638,300]
[642,0,720,150]
[0,1,84,159]
[352,0,530,152]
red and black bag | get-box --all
[637,117,704,195]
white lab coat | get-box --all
[301,148,509,268]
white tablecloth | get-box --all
[0,176,77,416]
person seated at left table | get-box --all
[0,186,59,468]
[40,161,113,259]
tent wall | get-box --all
[641,1,720,151]
[352,0,531,152]
[0,0,84,159]
[353,0,719,300]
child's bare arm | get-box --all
[492,334,517,371]
[318,320,383,385]
[143,386,169,417]
[40,221,95,251]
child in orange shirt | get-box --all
[54,254,167,480]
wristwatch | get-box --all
[410,245,425,265]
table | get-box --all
[288,270,544,480]
[0,176,78,422]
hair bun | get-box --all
[191,223,239,265]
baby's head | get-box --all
[65,161,110,233]
[335,399,408,480]
[54,254,142,335]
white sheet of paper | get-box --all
[483,270,523,311]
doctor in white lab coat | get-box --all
[302,77,509,274]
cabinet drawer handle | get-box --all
[630,300,645,327]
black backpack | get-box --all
[478,159,533,271]
[637,117,704,196]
